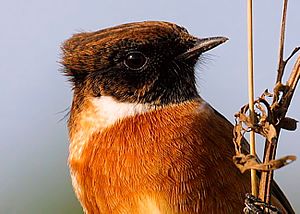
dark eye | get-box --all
[124,51,147,70]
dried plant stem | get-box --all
[276,0,289,83]
[258,0,299,205]
[247,0,258,197]
[258,0,288,203]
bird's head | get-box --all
[62,21,227,106]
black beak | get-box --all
[176,36,228,60]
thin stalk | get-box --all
[247,0,258,197]
[276,0,289,83]
[259,0,289,204]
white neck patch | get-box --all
[69,96,153,161]
[91,96,152,128]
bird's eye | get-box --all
[124,51,147,70]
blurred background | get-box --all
[0,0,299,213]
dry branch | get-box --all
[259,0,299,203]
[233,0,300,212]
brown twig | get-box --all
[276,0,289,83]
[258,0,299,205]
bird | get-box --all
[61,21,294,213]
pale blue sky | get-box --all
[0,0,299,213]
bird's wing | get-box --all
[211,107,295,214]
[269,178,295,214]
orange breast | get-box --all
[69,99,250,213]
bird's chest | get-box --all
[69,116,197,213]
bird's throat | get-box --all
[68,95,154,160]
